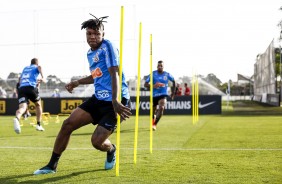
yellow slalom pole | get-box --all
[192,73,194,124]
[196,75,199,122]
[116,5,124,176]
[134,22,142,164]
[195,73,199,123]
[192,72,196,124]
[149,34,153,154]
[192,72,199,124]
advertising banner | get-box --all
[0,96,221,115]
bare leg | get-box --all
[16,103,27,120]
[53,108,93,154]
[34,100,42,123]
[152,106,157,124]
[91,125,117,170]
[154,98,166,125]
[34,107,93,172]
[91,125,113,152]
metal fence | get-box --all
[253,40,276,95]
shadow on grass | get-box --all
[0,173,32,184]
[0,169,105,184]
[47,128,149,138]
[119,128,149,134]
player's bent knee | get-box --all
[60,119,76,134]
[17,108,26,114]
[91,140,103,150]
[159,105,165,111]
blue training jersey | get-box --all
[87,39,130,101]
[145,70,174,97]
[19,64,39,88]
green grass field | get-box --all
[0,101,282,183]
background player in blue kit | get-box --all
[34,14,132,175]
[144,60,175,131]
[13,58,44,133]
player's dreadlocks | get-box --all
[81,13,109,30]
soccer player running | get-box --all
[144,60,175,131]
[13,58,44,134]
[33,14,131,175]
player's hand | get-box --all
[153,84,158,88]
[37,78,45,83]
[65,80,79,93]
[112,99,132,121]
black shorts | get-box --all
[79,95,131,132]
[18,86,40,104]
[153,95,168,107]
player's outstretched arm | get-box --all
[37,66,45,82]
[65,75,93,93]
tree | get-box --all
[219,82,229,94]
[42,75,66,91]
[204,73,222,88]
[6,72,20,91]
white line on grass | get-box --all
[0,146,281,151]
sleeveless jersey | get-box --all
[19,64,39,88]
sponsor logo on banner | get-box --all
[130,101,192,110]
[61,100,83,113]
[29,100,44,113]
[129,96,221,115]
[0,101,6,114]
[199,101,216,108]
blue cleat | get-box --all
[33,166,56,175]
[105,144,116,170]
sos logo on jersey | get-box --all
[91,67,103,79]
[96,90,110,99]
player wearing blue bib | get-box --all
[144,60,175,131]
[34,14,131,175]
[13,58,44,134]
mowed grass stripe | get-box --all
[0,146,282,151]
[0,114,281,184]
